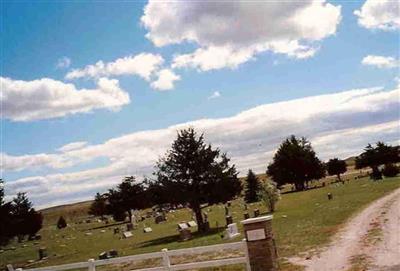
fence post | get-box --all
[162,248,171,270]
[241,215,278,271]
[242,238,252,271]
[88,258,96,271]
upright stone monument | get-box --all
[241,215,278,271]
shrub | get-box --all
[382,164,399,178]
[57,216,67,229]
[259,181,281,213]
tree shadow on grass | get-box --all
[138,227,226,248]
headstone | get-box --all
[155,214,166,224]
[113,228,120,234]
[179,228,192,241]
[123,231,133,238]
[203,212,208,222]
[178,222,189,230]
[143,227,152,233]
[109,249,118,258]
[226,223,240,239]
[99,251,108,260]
[227,201,231,207]
[226,215,233,226]
[126,223,133,231]
[130,211,136,225]
[85,232,93,236]
[244,212,250,220]
[328,193,333,200]
[38,247,47,260]
[254,209,260,217]
[187,221,197,227]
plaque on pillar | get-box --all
[241,215,278,271]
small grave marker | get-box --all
[178,222,189,230]
[143,227,152,233]
[123,231,133,238]
[187,221,197,227]
[99,251,108,260]
[226,223,240,239]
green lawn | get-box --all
[1,176,399,271]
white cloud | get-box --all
[3,85,399,208]
[150,69,181,91]
[1,77,130,121]
[2,153,72,172]
[354,0,400,31]
[58,141,88,152]
[208,91,221,100]
[56,57,71,69]
[142,0,341,71]
[65,53,164,80]
[362,55,399,69]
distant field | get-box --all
[2,175,399,271]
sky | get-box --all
[1,0,399,209]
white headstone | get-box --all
[123,231,133,238]
[178,223,189,230]
[143,227,152,233]
[187,221,197,227]
[226,223,240,239]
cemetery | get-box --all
[2,174,400,270]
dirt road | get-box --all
[290,187,400,271]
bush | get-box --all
[382,164,399,178]
[57,216,67,229]
[259,181,281,213]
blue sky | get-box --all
[2,0,399,208]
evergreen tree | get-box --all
[106,176,148,220]
[0,179,13,245]
[267,135,325,191]
[326,158,347,182]
[244,169,261,203]
[11,193,42,239]
[152,128,242,232]
[89,193,107,218]
[355,142,399,180]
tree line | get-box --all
[0,180,43,246]
[90,128,399,233]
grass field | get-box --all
[1,175,400,271]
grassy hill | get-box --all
[2,174,399,271]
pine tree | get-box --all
[152,128,242,232]
[244,169,261,203]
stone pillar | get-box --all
[241,215,278,271]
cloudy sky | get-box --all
[2,0,399,209]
